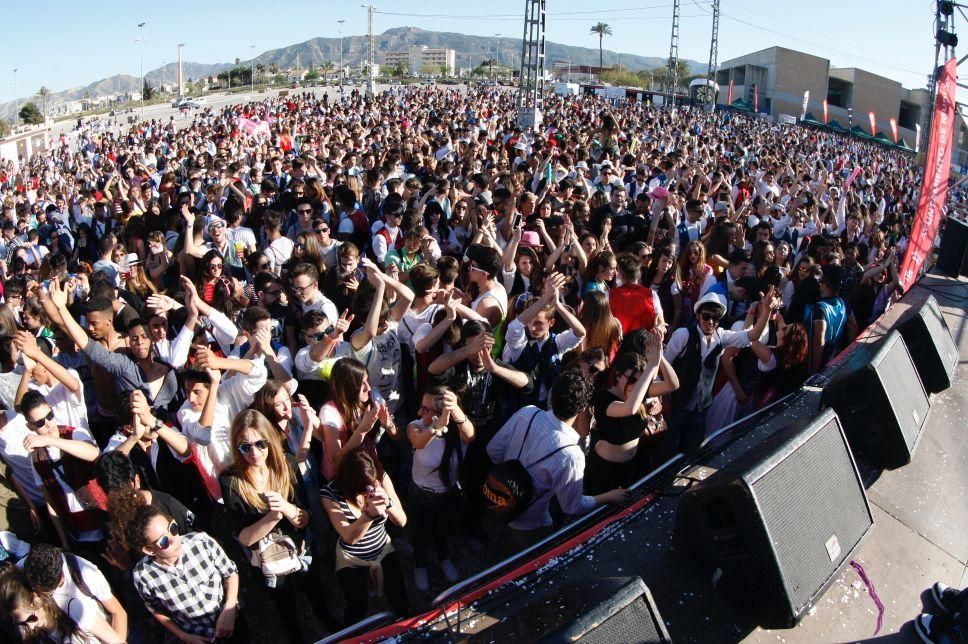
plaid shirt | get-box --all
[133,532,237,638]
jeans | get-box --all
[408,484,465,567]
[337,551,410,627]
[667,408,709,457]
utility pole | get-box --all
[704,0,720,111]
[517,0,546,131]
[138,21,146,118]
[338,19,345,97]
[668,0,680,97]
[495,33,501,78]
[251,44,256,95]
[362,4,376,96]
[177,43,185,97]
[11,68,16,128]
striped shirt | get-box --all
[320,482,389,560]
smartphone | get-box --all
[512,213,522,229]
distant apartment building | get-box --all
[384,45,456,76]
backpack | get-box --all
[483,409,575,522]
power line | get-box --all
[375,4,678,19]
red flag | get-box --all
[753,84,759,112]
[727,78,734,105]
[868,111,876,136]
[822,99,828,124]
[889,118,899,143]
[900,57,957,291]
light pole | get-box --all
[177,43,185,97]
[138,21,146,118]
[494,33,501,80]
[11,68,17,128]
[338,19,345,97]
[250,45,256,95]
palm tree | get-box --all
[319,61,335,83]
[37,86,51,122]
[480,58,497,79]
[590,22,613,69]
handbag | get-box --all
[249,530,305,579]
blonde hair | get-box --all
[227,409,295,510]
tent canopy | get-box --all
[826,119,846,131]
[730,98,753,111]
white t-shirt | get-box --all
[302,293,340,327]
[0,412,44,505]
[410,420,466,493]
[31,426,103,541]
[227,225,257,250]
[397,304,441,358]
[16,553,113,632]
[265,236,294,273]
[32,372,87,431]
[336,321,403,414]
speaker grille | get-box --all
[873,335,929,452]
[578,597,668,644]
[921,300,959,374]
[750,417,872,613]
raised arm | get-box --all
[46,279,90,351]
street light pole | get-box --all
[495,33,501,80]
[177,43,185,97]
[11,68,17,128]
[138,21,146,119]
[338,19,345,98]
[251,45,256,95]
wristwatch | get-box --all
[152,418,164,432]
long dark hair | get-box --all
[423,385,464,489]
[333,447,384,500]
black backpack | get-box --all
[483,409,576,522]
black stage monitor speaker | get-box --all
[897,295,958,394]
[673,409,874,628]
[820,331,931,469]
[936,216,968,278]
[537,577,671,644]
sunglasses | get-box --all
[15,614,39,627]
[153,520,180,550]
[467,265,488,274]
[258,261,271,269]
[209,263,223,270]
[27,410,55,430]
[238,439,269,455]
[700,312,723,323]
[315,227,329,233]
[297,208,313,214]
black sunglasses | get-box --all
[27,410,55,430]
[315,227,329,233]
[700,311,723,323]
[15,614,39,627]
[238,439,269,455]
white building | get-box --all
[384,45,456,76]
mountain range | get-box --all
[0,27,706,122]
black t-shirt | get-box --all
[219,454,307,548]
[435,361,534,442]
[592,389,648,446]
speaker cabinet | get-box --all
[937,216,968,278]
[896,295,958,394]
[673,409,874,628]
[537,577,671,644]
[821,331,930,469]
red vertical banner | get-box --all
[900,57,958,291]
[727,78,733,105]
[868,111,876,136]
[889,118,899,143]
[753,84,759,112]
[822,98,828,124]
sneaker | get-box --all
[440,559,459,583]
[915,613,955,644]
[930,582,962,615]
[413,567,430,592]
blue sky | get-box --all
[1,0,931,103]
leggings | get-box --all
[337,551,410,627]
[408,484,464,567]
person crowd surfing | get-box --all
[0,82,926,641]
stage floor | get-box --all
[436,272,968,644]
[594,272,968,644]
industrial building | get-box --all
[717,46,968,167]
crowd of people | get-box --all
[0,83,930,642]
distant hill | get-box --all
[0,26,705,121]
